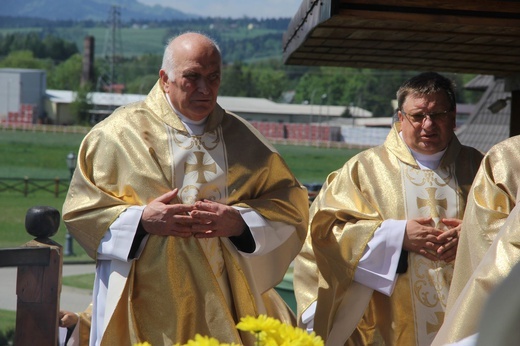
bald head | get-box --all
[161,32,221,80]
[159,32,222,121]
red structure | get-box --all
[3,104,35,124]
[250,121,333,142]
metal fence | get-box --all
[0,177,70,197]
[1,122,90,134]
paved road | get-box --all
[0,263,95,313]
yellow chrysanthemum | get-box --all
[171,334,240,346]
[236,315,324,346]
[136,315,323,346]
[236,314,282,334]
[186,334,224,346]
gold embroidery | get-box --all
[426,312,445,335]
[172,130,220,151]
[412,256,440,308]
[405,166,452,187]
[167,125,228,292]
[417,187,447,221]
[185,151,217,184]
[402,162,458,345]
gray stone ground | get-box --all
[0,263,95,313]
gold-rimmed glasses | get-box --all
[400,109,453,124]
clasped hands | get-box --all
[403,217,461,262]
[141,189,246,238]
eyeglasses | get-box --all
[400,109,452,124]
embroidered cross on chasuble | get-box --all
[401,162,459,345]
[167,126,232,306]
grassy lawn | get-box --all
[0,310,15,340]
[0,130,83,179]
[276,144,355,184]
[0,128,360,256]
[0,128,359,258]
[61,273,96,290]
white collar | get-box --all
[399,131,446,169]
[164,93,208,135]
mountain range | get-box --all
[0,0,197,21]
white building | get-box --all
[44,89,371,126]
[0,68,46,123]
[1,68,376,141]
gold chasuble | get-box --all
[62,81,308,346]
[432,135,520,345]
[294,122,483,346]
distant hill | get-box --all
[0,0,197,21]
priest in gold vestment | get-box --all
[62,33,308,346]
[432,135,520,346]
[294,72,483,346]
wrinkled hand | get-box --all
[403,217,446,261]
[141,189,199,237]
[59,310,79,328]
[434,218,461,262]
[403,217,461,262]
[189,199,246,238]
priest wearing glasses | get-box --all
[294,72,483,346]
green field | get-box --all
[79,27,170,57]
[276,144,352,184]
[0,26,170,58]
[0,26,285,59]
[0,127,358,256]
[0,130,84,179]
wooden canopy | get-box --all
[283,0,520,75]
[282,0,520,138]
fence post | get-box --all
[55,177,60,198]
[14,206,62,346]
[24,176,29,197]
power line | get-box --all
[96,5,124,94]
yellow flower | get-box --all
[172,334,240,346]
[136,315,323,346]
[236,315,324,346]
[236,314,282,334]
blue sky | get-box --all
[136,0,302,19]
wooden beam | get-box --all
[337,3,520,27]
[14,241,62,346]
[342,0,520,14]
[307,25,520,43]
[0,247,50,267]
[509,89,520,137]
[286,52,518,75]
[299,39,520,62]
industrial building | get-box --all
[0,68,46,124]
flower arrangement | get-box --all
[134,315,324,346]
[236,315,323,346]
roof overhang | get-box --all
[282,0,520,76]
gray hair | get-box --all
[396,72,456,111]
[161,32,222,81]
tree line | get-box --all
[0,32,77,62]
[0,28,482,124]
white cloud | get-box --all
[136,0,301,18]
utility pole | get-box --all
[98,5,123,93]
[92,5,124,123]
